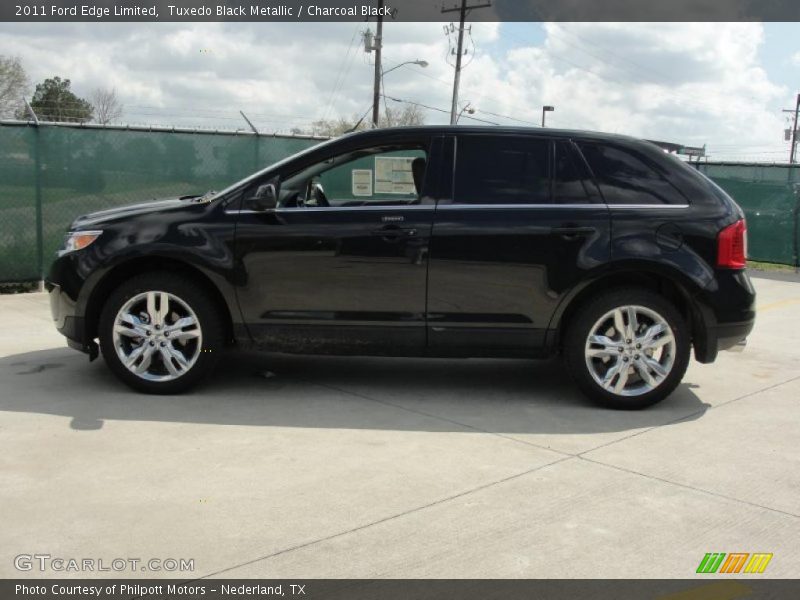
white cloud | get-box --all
[0,21,791,159]
[454,23,788,157]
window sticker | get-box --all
[352,169,373,197]
[374,157,416,195]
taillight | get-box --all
[717,219,747,269]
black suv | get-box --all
[47,126,755,408]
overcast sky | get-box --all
[1,21,799,161]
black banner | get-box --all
[3,579,800,600]
[3,0,800,23]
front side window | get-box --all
[576,142,688,205]
[277,143,429,208]
[454,136,550,204]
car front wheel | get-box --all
[99,272,223,394]
[564,288,690,409]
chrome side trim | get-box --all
[439,203,690,210]
[226,205,434,215]
[437,203,602,210]
[225,203,690,215]
[607,204,690,209]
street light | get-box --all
[382,59,429,77]
[456,102,476,124]
[375,60,429,128]
[541,105,555,127]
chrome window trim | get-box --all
[438,203,690,210]
[607,204,690,209]
[438,203,599,210]
[226,204,435,215]
[226,203,690,215]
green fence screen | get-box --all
[0,122,321,282]
[696,163,799,266]
[1,122,798,282]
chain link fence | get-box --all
[1,121,799,282]
[0,121,324,282]
[696,162,800,267]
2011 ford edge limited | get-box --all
[46,126,755,409]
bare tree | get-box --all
[308,115,369,137]
[302,104,425,137]
[0,56,29,119]
[90,87,123,124]
[382,104,426,128]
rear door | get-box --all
[427,134,611,355]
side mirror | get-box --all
[247,181,278,211]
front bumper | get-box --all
[46,281,97,358]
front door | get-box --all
[234,137,437,354]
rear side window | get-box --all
[553,141,597,204]
[454,136,549,204]
[577,142,688,205]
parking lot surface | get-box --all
[1,273,798,579]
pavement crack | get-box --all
[578,455,800,519]
[578,372,800,457]
[195,455,573,580]
[306,380,575,458]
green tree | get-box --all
[28,76,93,123]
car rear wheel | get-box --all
[564,288,690,409]
[99,272,223,394]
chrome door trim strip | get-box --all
[437,203,690,210]
[437,203,601,210]
[226,203,690,215]
[226,205,435,215]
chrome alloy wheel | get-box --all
[112,291,202,382]
[584,305,676,397]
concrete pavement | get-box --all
[0,274,798,579]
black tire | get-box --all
[99,272,223,394]
[564,287,690,410]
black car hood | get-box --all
[72,196,208,228]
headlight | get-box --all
[59,230,103,256]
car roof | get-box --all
[340,125,643,144]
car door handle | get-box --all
[371,226,417,240]
[551,226,595,240]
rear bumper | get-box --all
[692,269,755,363]
[693,315,754,363]
[715,319,755,351]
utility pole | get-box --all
[370,0,384,128]
[791,93,800,164]
[442,0,491,125]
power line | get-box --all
[383,93,499,125]
[381,54,541,126]
[442,0,492,124]
[321,23,363,122]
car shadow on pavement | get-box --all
[0,346,709,434]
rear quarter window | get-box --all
[577,142,689,205]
